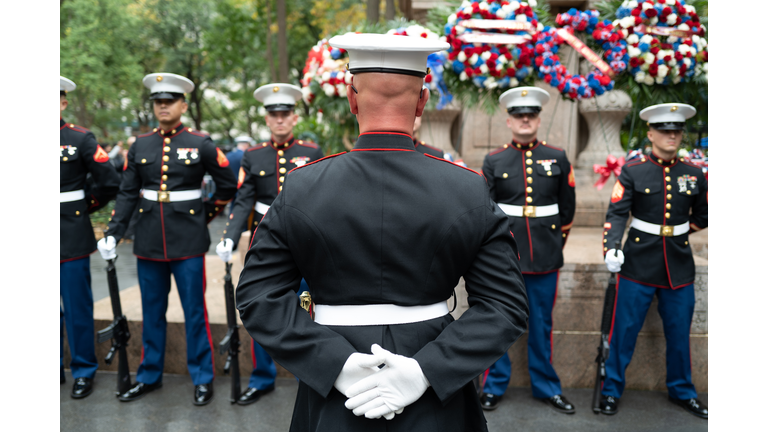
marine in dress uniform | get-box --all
[98,73,237,405]
[225,135,254,213]
[479,87,577,414]
[216,84,323,406]
[600,103,708,419]
[235,33,529,432]
[60,76,121,398]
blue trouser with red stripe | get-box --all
[602,276,697,400]
[136,256,215,386]
[247,278,309,389]
[60,256,98,379]
[483,272,562,399]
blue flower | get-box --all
[517,68,530,79]
[639,43,650,52]
[330,48,342,60]
[473,76,487,87]
[452,61,465,74]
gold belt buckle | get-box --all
[299,291,314,320]
[523,205,536,218]
[158,191,170,203]
[660,225,674,237]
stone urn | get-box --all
[576,89,632,168]
[418,103,461,157]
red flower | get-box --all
[629,57,641,67]
[675,52,683,61]
[506,67,516,77]
[684,39,693,46]
[544,74,552,83]
[635,16,642,25]
[679,64,687,75]
[661,6,672,17]
[664,55,672,62]
[650,46,660,54]
[425,74,433,83]
[631,8,641,16]
[420,32,427,38]
[645,8,657,18]
[648,63,658,76]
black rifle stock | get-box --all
[592,241,621,414]
[96,257,133,396]
[219,262,241,403]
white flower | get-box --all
[635,71,646,82]
[672,75,682,84]
[321,71,331,82]
[481,51,491,61]
[498,54,508,64]
[702,63,708,72]
[657,64,669,77]
[655,76,665,84]
[640,34,653,45]
[336,84,346,96]
[322,83,335,96]
[317,111,323,123]
[509,1,520,11]
[613,19,620,28]
[684,5,695,14]
[462,6,473,15]
[460,71,468,81]
[621,29,629,38]
[677,148,689,158]
[643,52,655,64]
[484,77,497,89]
[665,0,675,5]
[537,22,544,32]
[479,64,489,74]
[479,2,489,10]
[301,86,312,102]
[678,23,690,31]
[640,61,650,71]
[458,51,467,63]
[496,9,506,18]
[628,46,641,58]
[496,63,503,71]
[669,59,677,67]
[698,38,707,50]
[642,2,653,11]
[469,53,479,65]
[643,75,655,85]
[448,14,457,25]
[516,14,528,22]
[666,13,677,26]
[627,34,639,45]
[455,25,465,34]
[529,0,537,7]
[627,1,638,8]
[509,77,519,87]
[620,16,635,28]
[683,57,692,67]
[460,0,471,7]
[649,17,658,25]
[668,36,678,44]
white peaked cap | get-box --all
[639,103,696,125]
[499,86,550,113]
[329,33,448,77]
[253,83,303,110]
[143,73,195,99]
[60,76,76,93]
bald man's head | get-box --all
[348,73,427,134]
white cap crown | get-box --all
[60,76,76,93]
[253,83,302,110]
[499,86,550,113]
[639,103,696,125]
[143,73,194,98]
[329,33,448,77]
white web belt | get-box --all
[314,302,449,326]
[254,201,271,215]
[497,203,559,218]
[630,218,689,237]
[142,189,202,202]
[60,189,85,203]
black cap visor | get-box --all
[650,122,685,131]
[508,106,542,115]
[265,104,295,112]
[348,67,427,78]
[150,92,185,101]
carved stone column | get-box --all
[418,105,461,157]
[576,89,632,168]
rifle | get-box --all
[219,262,241,403]
[96,257,133,396]
[592,241,621,414]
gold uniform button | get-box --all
[189,209,195,215]
[91,200,95,204]
[141,158,147,163]
[526,167,532,174]
[562,233,567,238]
[254,221,258,226]
[665,176,671,182]
[645,188,650,193]
[222,230,226,234]
[162,175,168,181]
[278,150,284,156]
[259,171,265,176]
[604,231,608,236]
[527,177,533,184]
[666,185,672,190]
[160,184,167,191]
[63,157,68,161]
[665,167,670,173]
[665,212,671,219]
[686,190,691,195]
[164,146,171,152]
[684,241,689,245]
[215,207,219,211]
[666,194,672,200]
[279,167,286,174]
[162,165,169,172]
[604,247,608,252]
[658,158,664,164]
[75,211,80,215]
[171,129,176,134]
[503,144,508,148]
[164,138,171,144]
[526,197,533,203]
[153,128,158,132]
[603,239,607,243]
[547,171,552,176]
[279,176,285,182]
[185,160,190,165]
[666,203,671,209]
[279,158,286,164]
[516,144,522,149]
[526,187,532,193]
[139,208,143,213]
[635,237,640,242]
[163,155,169,162]
[526,151,532,157]
[502,173,508,178]
[278,186,282,192]
[526,159,532,165]
[551,224,556,230]
[209,213,213,217]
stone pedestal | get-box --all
[576,89,632,168]
[418,106,461,156]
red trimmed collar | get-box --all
[158,122,184,137]
[354,132,416,151]
[510,139,539,151]
[271,134,295,150]
[649,152,678,167]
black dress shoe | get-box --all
[669,396,708,419]
[237,386,275,406]
[544,394,575,414]
[118,382,163,402]
[480,393,502,411]
[71,377,93,399]
[194,383,214,406]
[600,395,619,415]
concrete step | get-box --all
[63,228,707,393]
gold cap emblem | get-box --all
[273,86,280,92]
[670,106,678,112]
[156,75,163,82]
[521,90,528,97]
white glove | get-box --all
[344,344,430,420]
[605,249,624,273]
[216,239,233,263]
[335,351,397,419]
[97,236,117,260]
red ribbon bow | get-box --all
[593,155,625,190]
